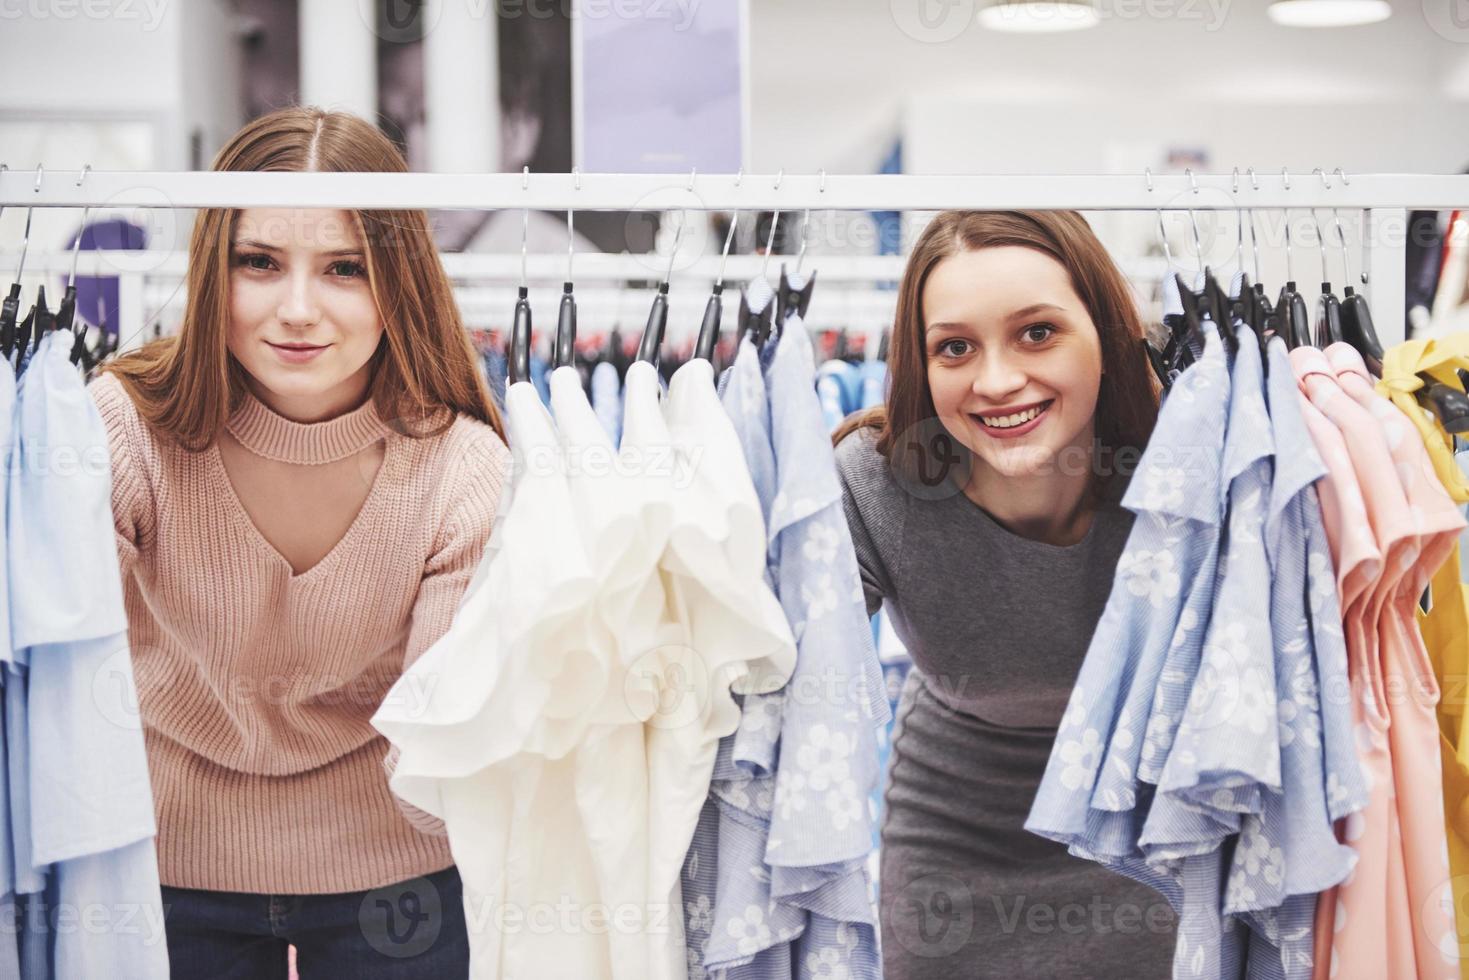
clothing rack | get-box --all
[7,169,1469,348]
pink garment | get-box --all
[1330,343,1466,978]
[1296,344,1463,980]
[1295,347,1409,980]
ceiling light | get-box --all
[1268,0,1391,27]
[979,0,1101,32]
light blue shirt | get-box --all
[1026,316,1236,978]
[7,332,167,978]
[590,360,622,445]
[683,272,887,980]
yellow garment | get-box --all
[1376,335,1469,504]
[1379,333,1469,954]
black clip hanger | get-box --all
[552,207,577,370]
[774,264,816,331]
[695,211,739,363]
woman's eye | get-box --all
[936,338,971,358]
[236,253,274,271]
[329,260,366,279]
[1022,323,1056,344]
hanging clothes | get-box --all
[6,330,168,978]
[591,359,622,445]
[1293,344,1459,980]
[685,271,887,980]
[376,357,797,979]
[1374,333,1469,962]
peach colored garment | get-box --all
[1331,343,1465,977]
[1293,347,1417,980]
[1376,334,1469,962]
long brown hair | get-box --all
[101,105,505,451]
[833,209,1159,493]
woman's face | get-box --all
[227,208,384,419]
[922,245,1104,482]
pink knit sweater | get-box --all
[89,371,510,894]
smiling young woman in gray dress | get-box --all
[833,209,1173,979]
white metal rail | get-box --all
[4,169,1466,347]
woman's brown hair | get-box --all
[833,209,1159,494]
[101,105,505,450]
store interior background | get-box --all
[2,0,1468,343]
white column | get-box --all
[423,0,499,173]
[1366,207,1408,345]
[299,0,378,121]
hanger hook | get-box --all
[566,209,575,284]
[14,168,38,284]
[1331,206,1351,286]
[818,169,827,194]
[666,208,686,284]
[1281,167,1291,190]
[69,165,93,288]
[794,208,812,276]
[1247,202,1261,283]
[734,167,743,187]
[521,165,529,191]
[688,168,696,192]
[520,208,529,289]
[1283,207,1295,284]
[1313,167,1331,190]
[1145,168,1173,268]
[33,164,43,194]
[1247,166,1260,191]
[774,168,784,191]
[1309,208,1330,283]
[1333,167,1350,186]
[1231,167,1240,195]
[716,212,739,289]
[762,208,782,280]
[1182,169,1204,270]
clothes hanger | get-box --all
[1273,171,1312,350]
[1242,168,1280,342]
[1,165,38,363]
[1309,171,1344,347]
[696,174,737,363]
[1171,173,1238,364]
[508,170,532,385]
[1143,171,1182,388]
[59,166,91,363]
[636,204,685,364]
[775,175,818,330]
[1328,207,1384,376]
[739,190,781,348]
[553,181,577,370]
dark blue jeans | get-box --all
[160,865,469,979]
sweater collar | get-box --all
[225,389,390,464]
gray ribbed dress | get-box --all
[835,428,1177,980]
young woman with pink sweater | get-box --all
[89,106,508,978]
